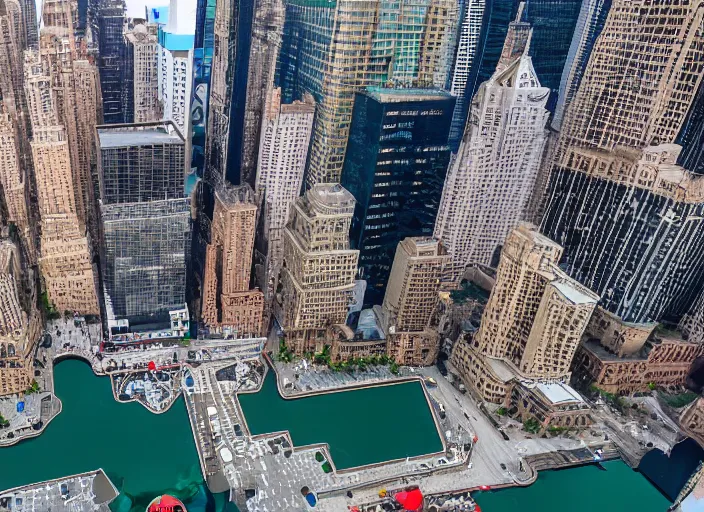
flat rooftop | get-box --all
[552,280,598,305]
[535,382,585,405]
[98,125,184,148]
[364,87,453,103]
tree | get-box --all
[389,362,399,375]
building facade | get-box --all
[96,0,126,124]
[254,87,315,304]
[278,0,461,188]
[541,0,704,325]
[97,121,190,325]
[124,23,160,124]
[24,0,101,315]
[435,13,550,285]
[275,184,359,354]
[342,88,454,305]
[201,185,264,337]
[382,237,448,366]
[451,224,598,404]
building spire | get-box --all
[496,2,531,72]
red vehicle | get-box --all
[147,495,186,512]
[479,485,491,491]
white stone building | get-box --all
[255,87,315,303]
[434,14,549,286]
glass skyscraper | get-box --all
[341,88,454,306]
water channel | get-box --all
[0,359,684,511]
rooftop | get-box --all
[365,87,453,103]
[534,382,585,405]
[552,280,599,305]
[98,122,184,148]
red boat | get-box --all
[146,495,187,512]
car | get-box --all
[479,485,491,491]
[500,463,507,470]
[60,483,69,499]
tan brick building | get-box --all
[23,0,100,316]
[201,185,264,337]
[572,332,702,396]
[0,237,41,396]
[451,225,597,432]
[382,238,448,366]
[275,184,359,353]
[0,0,35,260]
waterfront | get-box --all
[475,461,671,511]
[0,359,234,512]
[0,358,686,512]
[239,372,444,469]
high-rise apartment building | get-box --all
[0,0,33,258]
[435,12,550,285]
[278,0,460,188]
[275,184,359,353]
[382,237,447,365]
[341,88,454,305]
[124,22,160,123]
[24,0,100,315]
[540,0,704,325]
[156,0,196,137]
[96,0,126,124]
[451,224,597,402]
[201,184,264,337]
[254,87,315,304]
[97,121,190,325]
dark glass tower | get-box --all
[341,88,455,306]
[678,79,704,175]
[455,0,581,147]
[96,0,127,124]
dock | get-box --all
[0,468,118,512]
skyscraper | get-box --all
[278,0,460,188]
[341,87,454,305]
[460,0,580,136]
[124,22,160,123]
[275,184,359,354]
[451,224,597,402]
[24,0,101,315]
[96,0,126,124]
[540,0,704,324]
[448,0,485,149]
[677,79,704,176]
[0,0,33,258]
[204,0,283,186]
[156,0,195,136]
[201,184,264,337]
[254,87,315,304]
[551,0,611,131]
[383,237,447,365]
[435,11,550,285]
[97,121,190,325]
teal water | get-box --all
[475,460,671,512]
[0,360,678,512]
[0,359,235,512]
[238,372,444,469]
